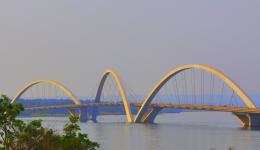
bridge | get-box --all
[11,64,260,128]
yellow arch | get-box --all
[94,69,133,123]
[134,64,256,122]
[11,80,81,105]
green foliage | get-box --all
[12,120,60,150]
[0,95,100,150]
[63,116,81,137]
[0,95,24,150]
[59,116,100,150]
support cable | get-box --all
[200,70,203,105]
[193,69,196,105]
[229,90,235,106]
[172,78,179,104]
[220,82,225,106]
[174,77,180,104]
[191,69,195,104]
[202,71,205,105]
[183,71,188,104]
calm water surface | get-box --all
[22,112,260,150]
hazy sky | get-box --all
[0,0,260,97]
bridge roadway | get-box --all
[24,102,260,114]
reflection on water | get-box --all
[22,112,260,150]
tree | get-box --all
[11,120,60,150]
[59,116,100,150]
[0,95,24,150]
[0,95,100,150]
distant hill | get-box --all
[17,99,182,117]
[17,94,260,117]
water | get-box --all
[22,112,260,150]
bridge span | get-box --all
[23,102,260,128]
[11,64,260,128]
[25,102,260,115]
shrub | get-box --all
[0,95,100,150]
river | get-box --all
[22,112,260,150]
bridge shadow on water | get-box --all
[240,126,260,131]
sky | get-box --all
[0,0,260,98]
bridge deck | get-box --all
[24,102,260,113]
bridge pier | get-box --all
[91,107,98,123]
[233,112,260,128]
[141,107,163,123]
[79,107,91,123]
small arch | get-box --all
[12,80,81,105]
[94,69,133,123]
